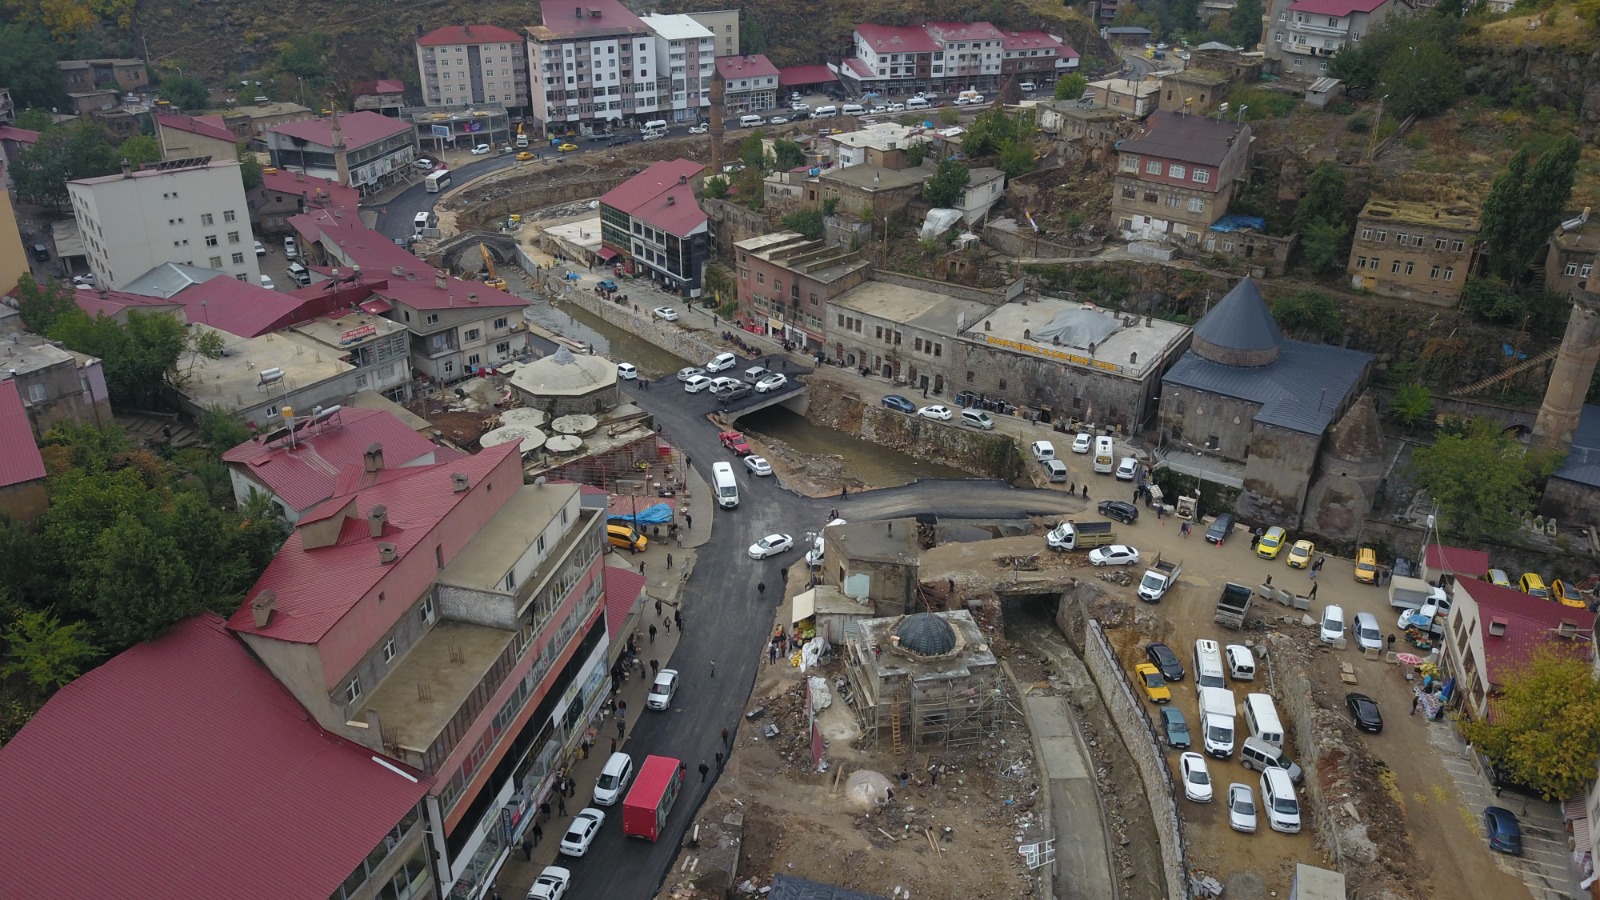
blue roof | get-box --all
[1211,215,1267,233]
[1162,339,1373,434]
[1552,404,1600,489]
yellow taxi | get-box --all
[606,524,648,554]
[1354,547,1378,584]
[1135,662,1171,704]
[558,142,578,152]
[1520,572,1550,600]
[1553,579,1585,609]
[1485,568,1512,588]
[1286,540,1315,569]
[1256,526,1287,560]
[516,151,535,161]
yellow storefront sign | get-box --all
[985,336,1121,373]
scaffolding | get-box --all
[840,612,1002,750]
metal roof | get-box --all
[598,159,708,237]
[1119,109,1250,169]
[1162,339,1372,435]
[1424,545,1490,577]
[0,380,46,488]
[269,111,412,150]
[0,614,430,899]
[416,24,523,46]
[603,565,646,642]
[1551,404,1600,489]
[1193,277,1282,353]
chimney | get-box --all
[435,272,447,290]
[364,442,385,473]
[368,504,388,537]
[679,174,687,185]
[251,589,277,627]
[667,195,676,205]
[378,542,398,564]
[575,5,583,16]
[452,472,470,492]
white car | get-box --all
[917,405,952,421]
[1352,611,1383,651]
[705,352,737,372]
[748,533,794,560]
[646,669,678,710]
[869,105,888,114]
[617,362,637,380]
[254,240,266,257]
[708,376,741,393]
[688,124,708,134]
[470,143,491,155]
[677,366,706,382]
[559,808,605,857]
[1116,457,1140,481]
[744,455,773,476]
[1088,545,1141,567]
[283,236,298,259]
[259,275,276,291]
[755,373,788,393]
[1227,783,1257,833]
[1319,604,1345,644]
[683,374,713,393]
[412,158,434,171]
[769,115,790,125]
[1179,752,1213,803]
[654,306,679,321]
[791,101,810,111]
[886,102,906,112]
[528,865,572,900]
[1071,433,1092,454]
[72,273,96,286]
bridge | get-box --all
[720,376,811,419]
[425,231,521,276]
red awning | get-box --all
[596,247,618,260]
[359,298,392,314]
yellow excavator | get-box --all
[479,243,507,291]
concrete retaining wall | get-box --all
[804,387,1023,479]
[1081,619,1189,900]
[868,269,1023,305]
[1282,671,1344,867]
[982,222,1102,260]
[449,171,631,231]
[547,273,720,368]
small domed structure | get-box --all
[895,612,957,656]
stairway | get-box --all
[1451,347,1560,397]
[114,413,201,449]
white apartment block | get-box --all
[640,14,716,122]
[68,159,260,291]
[715,55,780,115]
[1263,0,1413,74]
[925,21,1003,88]
[415,25,530,111]
[526,0,660,129]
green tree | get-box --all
[1380,42,1462,119]
[12,108,54,132]
[925,157,971,208]
[160,74,210,111]
[782,209,825,240]
[0,25,66,108]
[1479,137,1580,284]
[1269,289,1344,340]
[86,513,202,648]
[997,77,1024,106]
[13,275,79,335]
[1297,220,1350,275]
[197,406,251,451]
[1294,162,1348,231]
[936,107,960,127]
[1408,417,1557,539]
[773,138,804,171]
[238,146,264,191]
[738,133,772,174]
[1460,649,1600,801]
[702,263,734,304]
[996,140,1037,178]
[1,608,101,691]
[278,33,331,80]
[962,108,1018,157]
[49,307,217,408]
[10,122,122,210]
[118,134,161,167]
[703,175,729,199]
[1230,0,1265,49]
[1054,74,1088,102]
[740,19,768,54]
[1390,382,1435,429]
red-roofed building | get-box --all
[155,112,239,161]
[843,21,1060,95]
[266,111,418,195]
[353,78,407,116]
[1000,30,1080,81]
[415,25,530,112]
[0,380,48,521]
[925,22,1004,86]
[166,270,332,337]
[778,64,840,93]
[598,159,709,295]
[249,168,361,236]
[716,54,780,114]
[229,444,611,897]
[72,286,185,323]
[1424,545,1492,585]
[526,0,659,130]
[0,614,435,899]
[223,407,461,521]
[1264,0,1411,74]
[0,123,41,189]
[1443,579,1593,719]
[603,564,647,654]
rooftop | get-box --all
[530,0,650,41]
[1424,545,1491,577]
[359,618,516,752]
[604,565,647,643]
[287,308,408,353]
[1003,30,1079,58]
[0,332,82,380]
[260,167,361,212]
[1118,109,1249,166]
[1550,404,1600,489]
[71,158,242,188]
[857,610,998,682]
[831,280,990,336]
[925,21,1004,43]
[0,614,430,899]
[1162,68,1229,87]
[819,164,925,192]
[638,13,713,41]
[972,295,1192,381]
[778,64,839,86]
[416,24,524,46]
[1089,77,1161,99]
[156,112,236,142]
[830,518,919,566]
[855,24,941,54]
[438,482,579,593]
[170,273,316,338]
[122,261,230,298]
[509,348,618,396]
[829,122,931,153]
[269,111,412,149]
[0,380,46,488]
[1288,0,1389,15]
[177,324,355,413]
[599,159,708,237]
[375,268,530,313]
[745,234,873,284]
[716,54,780,81]
[231,101,311,119]
[72,287,184,320]
[1357,198,1479,232]
[1455,579,1593,685]
[1192,277,1282,357]
[352,79,406,96]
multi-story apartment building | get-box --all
[733,231,872,349]
[640,14,716,122]
[229,444,611,899]
[1345,198,1477,305]
[599,159,710,296]
[715,54,779,114]
[1545,213,1599,297]
[1263,0,1413,75]
[67,158,261,290]
[155,112,239,161]
[266,111,417,195]
[840,22,1078,95]
[687,9,741,57]
[842,25,939,95]
[1111,110,1252,244]
[57,57,149,95]
[526,0,660,131]
[375,269,531,384]
[925,21,1003,89]
[1001,30,1081,83]
[415,25,530,113]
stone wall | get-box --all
[703,197,775,258]
[1238,424,1322,528]
[955,334,1176,435]
[806,384,1023,479]
[982,221,1103,260]
[447,171,631,232]
[556,277,719,367]
[1281,670,1346,869]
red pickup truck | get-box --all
[719,431,751,456]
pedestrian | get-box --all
[928,763,940,786]
[619,700,626,715]
[709,659,717,678]
[611,737,618,754]
[1081,484,1088,499]
[617,719,625,739]
[841,486,849,500]
[558,794,567,816]
[651,658,660,675]
[715,751,724,769]
[1068,481,1075,494]
[1387,634,1397,651]
[679,761,688,781]
[699,761,710,781]
[885,786,895,804]
[1249,528,1260,549]
[664,616,672,634]
[541,801,551,822]
[649,624,657,643]
[523,837,533,859]
[675,609,684,630]
[655,598,663,616]
[1265,574,1273,586]
[829,507,838,520]
[1308,582,1319,600]
[770,642,779,663]
[640,561,647,576]
[1180,520,1191,538]
[900,770,910,788]
[722,727,730,748]
[1410,693,1420,716]
[532,822,544,846]
[581,737,591,759]
[757,581,766,598]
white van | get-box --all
[1242,693,1285,748]
[906,97,930,111]
[413,211,434,236]
[1261,767,1301,833]
[1043,459,1069,483]
[285,262,311,286]
[642,119,668,134]
[1193,640,1225,689]
[1225,644,1256,681]
[712,461,739,509]
[739,114,764,128]
[1031,440,1056,462]
[1093,436,1115,474]
[960,409,994,430]
[593,752,634,805]
[814,105,838,118]
[841,103,865,116]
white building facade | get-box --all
[415,25,530,112]
[1263,0,1411,74]
[640,14,716,122]
[526,0,660,131]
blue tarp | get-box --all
[607,503,674,525]
[1210,215,1267,233]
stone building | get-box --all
[812,164,925,224]
[1345,198,1477,305]
[1156,69,1231,114]
[1158,277,1374,528]
[508,346,621,415]
[822,518,921,616]
[1112,109,1252,245]
[733,231,871,350]
[842,610,1001,749]
[1543,212,1597,298]
[826,279,992,396]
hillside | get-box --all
[133,0,1112,104]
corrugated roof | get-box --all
[1424,545,1491,577]
[1002,30,1078,57]
[532,0,649,39]
[417,24,523,46]
[926,21,1003,43]
[155,112,236,142]
[599,159,708,237]
[228,443,521,644]
[855,24,940,54]
[716,54,780,81]
[222,408,462,513]
[1456,579,1593,683]
[71,288,178,319]
[1193,277,1282,353]
[269,111,412,150]
[603,565,646,642]
[0,614,431,899]
[1162,339,1372,435]
[1288,0,1388,15]
[122,261,229,298]
[1551,404,1600,489]
[779,65,838,86]
[169,274,315,337]
[261,168,361,212]
[0,380,46,487]
[1119,109,1249,168]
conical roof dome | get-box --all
[1192,277,1283,367]
[895,612,957,656]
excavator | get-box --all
[479,244,507,291]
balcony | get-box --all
[1284,42,1341,57]
[1286,19,1350,37]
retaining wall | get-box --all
[540,268,720,367]
[805,387,1023,479]
[1282,671,1344,868]
[982,222,1103,260]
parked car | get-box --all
[608,136,633,147]
[558,142,578,152]
[559,808,605,857]
[1286,540,1315,569]
[744,455,773,477]
[1071,433,1093,454]
[1204,513,1236,544]
[470,144,491,155]
[917,405,952,421]
[1088,545,1141,567]
[677,366,706,381]
[688,124,709,134]
[882,394,916,413]
[706,352,737,372]
[1483,806,1524,856]
[1135,662,1171,704]
[1115,457,1140,481]
[1392,556,1416,579]
[1160,707,1191,749]
[616,362,637,380]
[412,158,434,171]
[283,236,298,259]
[1145,642,1184,681]
[1227,783,1257,833]
[254,240,266,257]
[517,151,536,161]
[748,533,794,560]
[259,275,276,291]
[682,375,713,393]
[597,279,618,291]
[646,669,678,710]
[653,306,679,321]
[1256,526,1287,560]
[1098,500,1139,524]
[528,865,572,900]
[1179,753,1214,802]
[755,373,789,393]
[1346,692,1383,733]
[769,115,790,124]
[1319,605,1345,644]
[1486,568,1512,588]
[708,376,741,393]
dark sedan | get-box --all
[1160,707,1191,750]
[882,394,916,413]
[1098,500,1139,524]
[1483,806,1523,856]
[1145,642,1184,682]
[1346,692,1383,733]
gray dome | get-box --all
[896,613,956,656]
[1192,277,1283,367]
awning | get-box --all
[792,589,816,623]
[766,317,785,334]
[595,247,617,260]
[359,298,393,314]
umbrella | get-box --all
[1395,652,1424,666]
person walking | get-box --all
[675,609,684,631]
[757,581,766,599]
[667,552,674,570]
[617,719,625,739]
[611,737,617,754]
[558,794,567,816]
[715,751,724,769]
[523,836,533,859]
[664,616,672,634]
[1081,484,1088,499]
[532,822,544,847]
[651,658,660,676]
[1410,693,1420,716]
[649,624,657,643]
[684,512,693,530]
[699,761,711,782]
[709,659,717,678]
[841,486,849,501]
[1308,582,1319,601]
[540,801,551,822]
[655,599,663,616]
[721,727,730,748]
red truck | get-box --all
[719,431,752,456]
[622,754,683,841]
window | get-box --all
[494,316,508,329]
[464,328,480,342]
[201,213,214,226]
[28,383,46,403]
[205,235,218,247]
[1436,238,1448,250]
[224,209,236,222]
[209,256,222,268]
[1451,240,1465,252]
[425,313,439,325]
[1145,160,1161,175]
[1395,232,1408,245]
[1120,155,1139,172]
[227,231,240,244]
[419,596,436,625]
[756,272,764,284]
[345,678,362,703]
[1392,260,1402,274]
[1404,261,1414,275]
[1188,198,1204,213]
[1431,264,1441,279]
[1168,164,1185,179]
[1357,256,1368,269]
[1585,264,1595,278]
[1121,184,1137,199]
[383,640,396,664]
[1143,190,1158,204]
[1361,228,1373,240]
[1374,231,1386,243]
[1191,169,1209,184]
[1166,194,1181,208]
[1444,267,1454,281]
[231,252,244,264]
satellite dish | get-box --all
[534,476,548,487]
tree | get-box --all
[1478,137,1580,284]
[783,209,824,241]
[85,513,203,648]
[13,275,79,335]
[237,145,264,191]
[12,108,53,132]
[49,307,218,408]
[1,608,101,692]
[1054,74,1089,102]
[738,133,772,174]
[997,78,1024,106]
[0,25,65,108]
[773,138,804,171]
[962,108,1018,157]
[740,19,768,54]
[1460,649,1600,800]
[10,121,122,210]
[1380,41,1462,119]
[925,158,971,208]
[1269,289,1344,340]
[1294,162,1348,231]
[703,175,729,199]
[118,134,161,168]
[1230,0,1265,49]
[159,74,210,112]
[1390,382,1435,429]
[996,140,1037,178]
[278,33,330,80]
[1298,220,1350,275]
[197,406,251,451]
[1408,417,1557,539]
